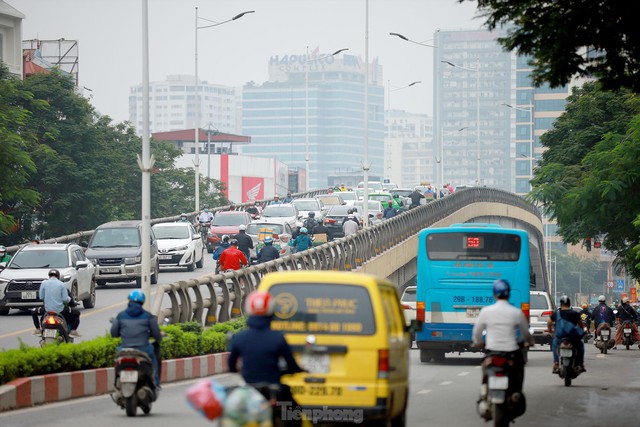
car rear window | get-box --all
[246,223,285,236]
[263,206,296,217]
[530,294,550,310]
[401,287,416,302]
[269,283,376,335]
[212,214,247,226]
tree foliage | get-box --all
[530,82,640,276]
[464,0,640,92]
[0,68,228,245]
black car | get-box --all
[323,205,358,239]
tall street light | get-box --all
[440,126,468,186]
[363,0,370,227]
[194,8,253,213]
[502,102,534,190]
[442,59,480,186]
[389,32,439,189]
[305,47,349,191]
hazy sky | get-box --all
[17,0,484,123]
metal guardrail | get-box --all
[2,189,330,254]
[151,187,545,326]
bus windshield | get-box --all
[426,232,521,261]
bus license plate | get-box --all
[301,354,330,374]
[466,308,480,318]
[120,370,138,383]
[21,291,37,300]
[43,329,57,338]
[488,376,508,390]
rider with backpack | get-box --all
[548,295,586,374]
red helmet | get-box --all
[245,291,274,316]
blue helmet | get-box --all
[264,236,274,244]
[300,227,308,234]
[492,279,510,299]
[128,289,145,304]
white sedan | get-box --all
[152,222,204,271]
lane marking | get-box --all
[417,389,432,395]
[440,381,453,386]
[458,371,470,376]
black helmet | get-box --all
[559,295,571,306]
[230,239,239,246]
[48,269,60,278]
[308,212,315,217]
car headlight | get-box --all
[60,273,72,282]
[175,245,188,252]
[88,258,98,264]
[124,256,142,265]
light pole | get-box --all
[440,127,468,187]
[305,47,349,191]
[442,59,480,186]
[194,8,253,213]
[389,32,439,189]
[503,102,534,189]
[363,0,369,227]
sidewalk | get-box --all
[0,352,230,412]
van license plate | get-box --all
[559,349,573,357]
[21,291,37,300]
[301,354,330,374]
[488,376,508,390]
[43,329,57,338]
[120,370,138,383]
[466,308,480,318]
[102,268,120,273]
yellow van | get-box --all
[258,271,411,426]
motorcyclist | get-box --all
[246,201,261,218]
[35,269,81,337]
[233,224,254,262]
[198,207,214,224]
[578,303,592,333]
[312,218,330,243]
[472,279,533,396]
[269,195,282,205]
[614,296,640,348]
[228,291,304,423]
[302,212,317,235]
[289,227,312,252]
[283,192,294,203]
[256,236,280,264]
[548,295,586,374]
[218,239,248,271]
[177,213,190,223]
[0,245,11,264]
[383,201,397,219]
[110,289,163,389]
[591,294,616,336]
[409,189,425,209]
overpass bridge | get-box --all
[150,187,549,325]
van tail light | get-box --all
[521,303,530,322]
[378,349,389,379]
[540,311,553,317]
[416,301,425,322]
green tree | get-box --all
[0,64,39,239]
[530,82,640,276]
[464,0,640,92]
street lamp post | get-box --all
[305,47,349,191]
[442,59,480,186]
[194,8,253,213]
[389,32,439,189]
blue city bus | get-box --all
[415,223,531,363]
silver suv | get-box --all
[530,290,555,346]
[0,243,97,315]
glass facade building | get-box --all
[241,52,385,190]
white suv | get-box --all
[0,243,97,315]
[401,285,417,347]
[530,290,555,347]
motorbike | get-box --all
[595,323,615,354]
[621,320,635,350]
[111,348,158,417]
[40,311,73,346]
[197,221,211,243]
[477,351,526,427]
[582,326,591,343]
[557,339,582,386]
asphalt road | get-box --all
[0,255,219,351]
[2,341,640,425]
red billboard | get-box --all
[242,177,265,202]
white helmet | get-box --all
[598,295,606,302]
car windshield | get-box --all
[530,294,551,310]
[369,194,392,202]
[247,223,285,236]
[263,206,296,217]
[90,228,141,247]
[153,225,190,239]
[292,200,320,211]
[212,214,247,226]
[9,250,69,269]
[391,190,413,197]
[328,206,352,216]
[402,287,416,302]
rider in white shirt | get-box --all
[198,208,214,223]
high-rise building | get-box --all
[384,109,433,188]
[241,51,385,190]
[129,75,238,136]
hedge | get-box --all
[0,317,247,385]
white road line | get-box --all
[417,389,432,395]
[440,381,453,386]
[458,371,470,376]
